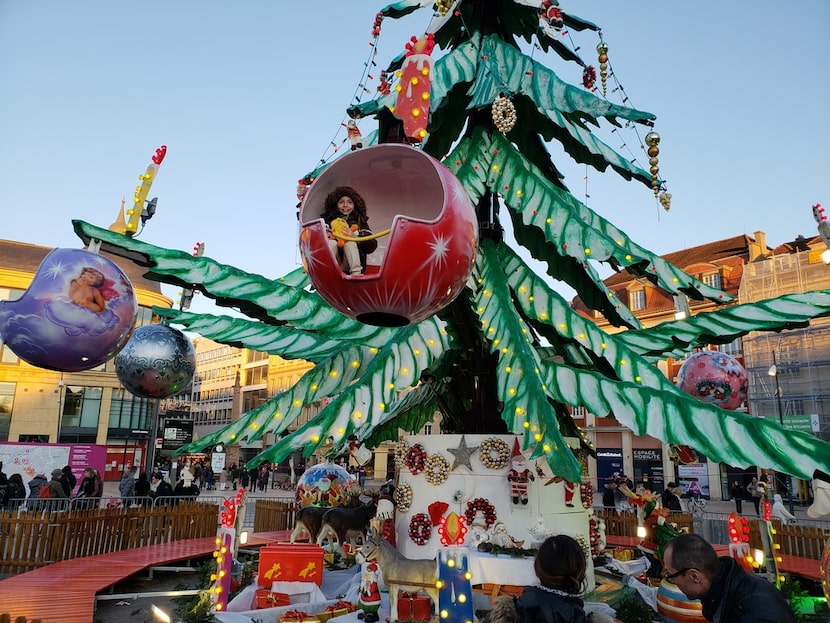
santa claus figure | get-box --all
[346,119,363,151]
[507,438,534,505]
[358,555,382,623]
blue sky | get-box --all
[1,1,828,314]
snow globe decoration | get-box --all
[295,462,353,508]
[0,247,137,372]
[676,351,747,411]
[115,324,196,398]
[299,143,477,327]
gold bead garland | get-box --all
[596,42,609,96]
[645,131,661,196]
[479,437,511,469]
[492,96,517,133]
[424,454,450,485]
[394,482,413,513]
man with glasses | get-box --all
[662,534,794,622]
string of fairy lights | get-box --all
[305,3,670,210]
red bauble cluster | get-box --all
[583,66,597,90]
[580,482,594,509]
[371,12,382,38]
[405,444,427,474]
[465,497,497,528]
[409,512,432,545]
[588,516,601,558]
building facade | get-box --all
[571,231,830,501]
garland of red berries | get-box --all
[409,512,432,545]
[464,497,497,528]
[404,443,427,475]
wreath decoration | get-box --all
[491,95,517,133]
[424,454,450,486]
[409,512,432,545]
[479,437,510,470]
[465,497,498,528]
[404,443,427,474]
[394,440,409,468]
[394,482,413,513]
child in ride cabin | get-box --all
[321,186,377,275]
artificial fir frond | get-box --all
[475,240,581,480]
[614,291,830,357]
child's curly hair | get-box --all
[534,534,587,595]
[321,186,369,223]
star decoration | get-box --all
[447,435,479,471]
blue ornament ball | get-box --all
[115,324,196,398]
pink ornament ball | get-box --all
[676,351,747,411]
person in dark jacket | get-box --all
[663,533,795,622]
[661,482,683,512]
[134,472,151,505]
[150,474,174,504]
[61,465,77,497]
[486,535,614,623]
[5,473,26,509]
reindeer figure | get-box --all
[360,528,438,623]
[291,490,363,543]
[317,495,378,551]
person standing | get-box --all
[134,472,151,506]
[746,477,761,515]
[662,482,683,511]
[61,465,76,498]
[119,466,137,502]
[48,468,70,509]
[731,481,744,514]
[662,533,795,622]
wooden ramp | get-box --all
[0,537,215,623]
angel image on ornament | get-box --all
[507,438,534,505]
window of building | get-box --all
[62,386,102,428]
[571,406,587,419]
[109,388,153,430]
[0,381,14,440]
[423,423,433,435]
[717,338,743,358]
[630,289,646,311]
[702,272,722,290]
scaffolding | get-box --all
[739,250,830,442]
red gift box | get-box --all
[258,543,325,587]
[255,589,290,609]
[396,591,432,622]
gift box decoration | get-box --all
[254,589,290,609]
[278,610,321,623]
[258,543,325,587]
[316,607,349,623]
[396,591,432,622]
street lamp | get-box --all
[768,352,796,514]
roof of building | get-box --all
[0,238,164,294]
